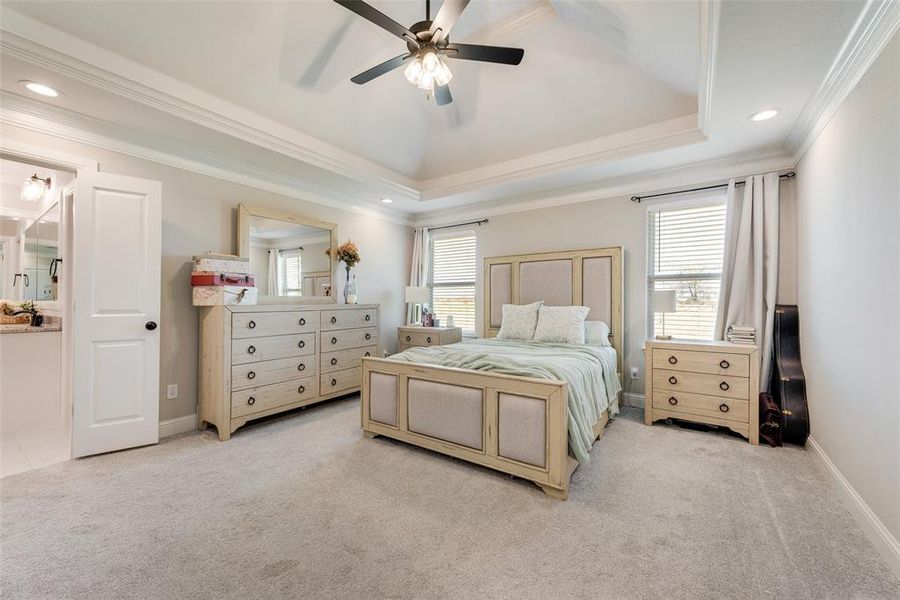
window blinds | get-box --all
[430,229,476,334]
[279,249,302,296]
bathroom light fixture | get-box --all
[380,198,393,204]
[19,80,61,98]
[750,109,778,122]
[21,174,51,203]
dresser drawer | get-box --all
[231,356,316,391]
[321,345,377,373]
[231,377,317,418]
[320,367,361,395]
[322,327,377,351]
[321,308,377,331]
[232,311,318,339]
[652,391,749,423]
[399,330,440,347]
[652,348,749,377]
[231,333,315,365]
[653,369,748,399]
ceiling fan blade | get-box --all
[443,43,524,65]
[434,84,453,106]
[350,53,412,84]
[333,0,418,46]
[430,0,470,44]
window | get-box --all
[279,249,302,296]
[647,201,726,340]
[429,229,476,335]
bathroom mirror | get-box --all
[18,201,60,302]
[237,204,336,298]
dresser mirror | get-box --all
[237,204,336,298]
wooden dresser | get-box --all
[396,325,462,352]
[644,340,759,444]
[199,303,379,440]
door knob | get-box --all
[145,321,158,331]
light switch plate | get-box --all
[166,384,178,400]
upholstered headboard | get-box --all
[483,247,624,376]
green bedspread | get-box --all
[388,338,621,463]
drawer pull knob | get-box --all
[365,333,372,340]
[297,364,305,371]
[405,335,411,342]
[365,314,371,322]
[248,320,256,329]
[668,376,678,385]
[247,396,256,406]
[426,337,432,343]
[331,316,337,324]
[298,340,306,349]
[247,345,256,355]
[668,396,678,406]
[719,403,729,413]
[299,318,306,326]
[298,385,305,394]
[720,360,730,369]
[331,337,337,345]
[247,371,256,380]
[668,356,677,365]
[331,378,337,386]
[365,352,371,357]
[719,381,730,391]
[330,357,338,365]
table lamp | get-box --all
[652,289,677,340]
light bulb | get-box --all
[418,71,435,91]
[434,58,453,87]
[404,58,423,85]
[21,174,49,203]
[422,50,440,73]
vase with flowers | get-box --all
[330,240,361,304]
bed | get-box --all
[360,247,623,499]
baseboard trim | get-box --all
[623,393,645,409]
[806,436,900,579]
[159,413,198,438]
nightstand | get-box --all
[644,340,760,444]
[397,325,462,352]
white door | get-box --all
[72,171,161,457]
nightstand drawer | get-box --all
[652,391,749,423]
[653,369,748,399]
[652,348,749,377]
[400,330,440,347]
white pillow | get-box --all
[584,321,611,346]
[533,305,590,344]
[496,302,543,341]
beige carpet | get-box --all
[1,397,897,599]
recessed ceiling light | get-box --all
[750,109,778,122]
[380,198,393,204]
[19,80,61,97]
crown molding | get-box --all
[786,0,900,160]
[413,147,794,227]
[697,0,720,135]
[1,100,413,227]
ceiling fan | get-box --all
[334,0,525,106]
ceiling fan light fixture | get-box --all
[434,58,453,87]
[417,70,435,92]
[422,50,440,73]
[404,58,424,85]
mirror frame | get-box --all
[236,204,337,297]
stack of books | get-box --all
[727,324,756,345]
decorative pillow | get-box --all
[496,302,543,341]
[584,320,611,346]
[533,305,590,344]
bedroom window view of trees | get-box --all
[647,201,727,340]
[430,230,477,335]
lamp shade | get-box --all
[405,286,431,304]
[651,290,677,313]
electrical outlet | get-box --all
[166,384,178,400]
[629,367,639,380]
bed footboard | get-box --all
[361,357,576,498]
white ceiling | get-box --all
[0,0,874,220]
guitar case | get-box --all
[770,304,810,445]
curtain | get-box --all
[714,172,780,388]
[267,250,280,296]
[406,227,429,324]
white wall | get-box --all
[795,32,900,548]
[1,124,413,421]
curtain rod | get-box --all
[630,171,796,204]
[427,219,489,232]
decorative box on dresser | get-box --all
[199,303,380,440]
[644,340,760,445]
[396,325,462,351]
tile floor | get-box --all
[1,426,69,477]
